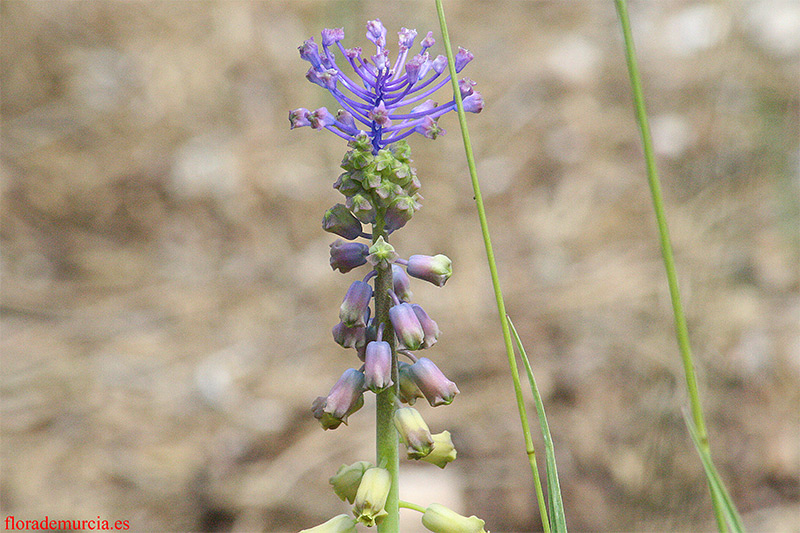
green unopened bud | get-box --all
[393,406,434,459]
[367,236,398,266]
[329,461,373,504]
[300,514,357,533]
[420,431,457,468]
[353,467,392,527]
[421,503,487,533]
[323,204,363,240]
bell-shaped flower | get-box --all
[392,264,413,302]
[389,302,424,350]
[339,281,372,327]
[332,321,366,349]
[397,360,424,405]
[364,340,393,393]
[311,368,365,430]
[329,461,373,504]
[322,204,363,240]
[421,503,487,533]
[329,239,369,273]
[393,406,434,459]
[411,304,440,348]
[300,514,357,533]
[353,467,392,527]
[406,254,452,287]
[408,357,459,407]
[420,431,457,468]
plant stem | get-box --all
[399,500,427,514]
[613,1,726,530]
[373,216,400,533]
[434,1,550,531]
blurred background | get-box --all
[1,1,798,531]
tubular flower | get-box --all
[408,357,459,407]
[299,514,357,533]
[311,368,365,430]
[421,503,487,533]
[330,461,374,504]
[353,467,392,527]
[291,20,482,153]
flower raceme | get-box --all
[292,18,485,531]
[290,19,482,153]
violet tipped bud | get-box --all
[406,254,452,287]
[353,467,391,527]
[346,193,376,224]
[392,264,413,302]
[366,19,387,47]
[397,361,424,405]
[329,461,373,504]
[463,91,484,113]
[421,503,487,533]
[421,431,457,468]
[309,107,336,129]
[300,514,357,533]
[339,281,372,327]
[367,236,398,267]
[412,304,440,349]
[330,239,369,273]
[394,406,434,459]
[454,47,474,72]
[311,368,365,430]
[321,27,345,46]
[289,108,311,128]
[408,357,459,406]
[298,38,323,69]
[323,204,363,240]
[389,302,424,350]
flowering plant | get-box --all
[291,19,486,533]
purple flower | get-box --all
[323,204,363,240]
[291,20,482,153]
[411,304,440,349]
[408,357,459,407]
[364,340,393,392]
[389,302,424,350]
[330,239,369,273]
[339,280,373,327]
[406,254,453,286]
[312,368,366,430]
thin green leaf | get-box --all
[684,414,746,533]
[508,316,568,532]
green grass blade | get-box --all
[684,414,746,532]
[508,316,568,532]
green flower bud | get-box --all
[367,236,399,267]
[353,467,392,527]
[421,503,487,533]
[329,461,373,504]
[300,514,357,533]
[420,431,457,468]
[393,406,434,459]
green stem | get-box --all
[374,217,400,533]
[398,500,427,514]
[434,2,550,532]
[613,1,725,530]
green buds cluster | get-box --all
[334,134,422,231]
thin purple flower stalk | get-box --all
[291,19,482,154]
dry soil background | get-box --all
[1,1,799,532]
